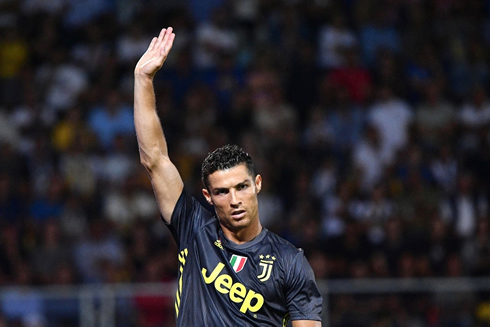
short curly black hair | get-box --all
[201,144,256,189]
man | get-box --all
[134,27,323,326]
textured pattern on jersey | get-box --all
[165,190,322,326]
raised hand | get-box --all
[135,27,175,78]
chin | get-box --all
[225,218,250,231]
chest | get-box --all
[190,232,287,305]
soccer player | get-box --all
[134,27,323,326]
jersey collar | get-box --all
[218,227,268,250]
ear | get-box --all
[255,174,262,194]
[202,188,213,205]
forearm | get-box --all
[134,74,168,168]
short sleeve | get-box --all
[285,251,323,322]
[165,189,214,248]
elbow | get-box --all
[139,149,161,172]
[140,156,155,171]
[139,148,172,175]
[140,157,162,174]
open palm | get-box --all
[135,27,175,78]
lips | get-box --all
[231,210,246,219]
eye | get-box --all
[215,189,228,195]
[236,184,247,191]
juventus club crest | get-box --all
[257,254,275,282]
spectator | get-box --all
[193,7,239,69]
[462,218,490,276]
[63,0,115,30]
[11,90,49,156]
[102,175,159,230]
[87,89,135,150]
[116,23,151,66]
[21,0,65,16]
[25,135,57,197]
[73,220,125,283]
[58,194,89,241]
[71,23,112,79]
[252,83,298,146]
[372,49,406,98]
[351,124,389,192]
[414,81,457,151]
[326,46,372,105]
[256,164,284,229]
[326,86,366,156]
[445,14,489,100]
[358,7,401,68]
[0,26,29,108]
[58,134,97,197]
[34,47,89,120]
[319,181,352,239]
[51,105,93,153]
[30,219,72,284]
[29,174,65,222]
[458,85,490,152]
[0,108,20,148]
[303,106,332,150]
[97,134,137,188]
[367,84,413,165]
[440,172,488,239]
[356,183,396,245]
[430,142,458,195]
[404,43,445,104]
[201,52,246,112]
[378,217,408,275]
[317,12,357,69]
[0,174,22,223]
[0,225,24,284]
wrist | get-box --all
[134,72,155,82]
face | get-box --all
[202,164,262,238]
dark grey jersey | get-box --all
[166,190,323,326]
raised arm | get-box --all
[134,27,183,223]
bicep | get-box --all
[292,320,321,327]
[285,252,323,321]
[146,155,184,223]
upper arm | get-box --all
[292,321,322,327]
[285,251,323,322]
[143,153,184,223]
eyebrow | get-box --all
[212,179,250,192]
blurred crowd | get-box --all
[1,0,490,326]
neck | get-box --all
[221,223,263,245]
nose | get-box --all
[230,190,241,207]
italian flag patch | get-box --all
[230,254,247,273]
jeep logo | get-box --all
[202,262,264,314]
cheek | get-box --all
[245,191,259,206]
[211,197,227,209]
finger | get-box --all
[161,33,175,57]
[162,27,173,46]
[147,37,158,52]
[156,28,166,47]
[162,28,175,50]
[165,27,173,38]
[167,33,175,49]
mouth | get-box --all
[230,210,246,220]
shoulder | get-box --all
[264,230,305,261]
[174,188,210,212]
[168,188,215,231]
